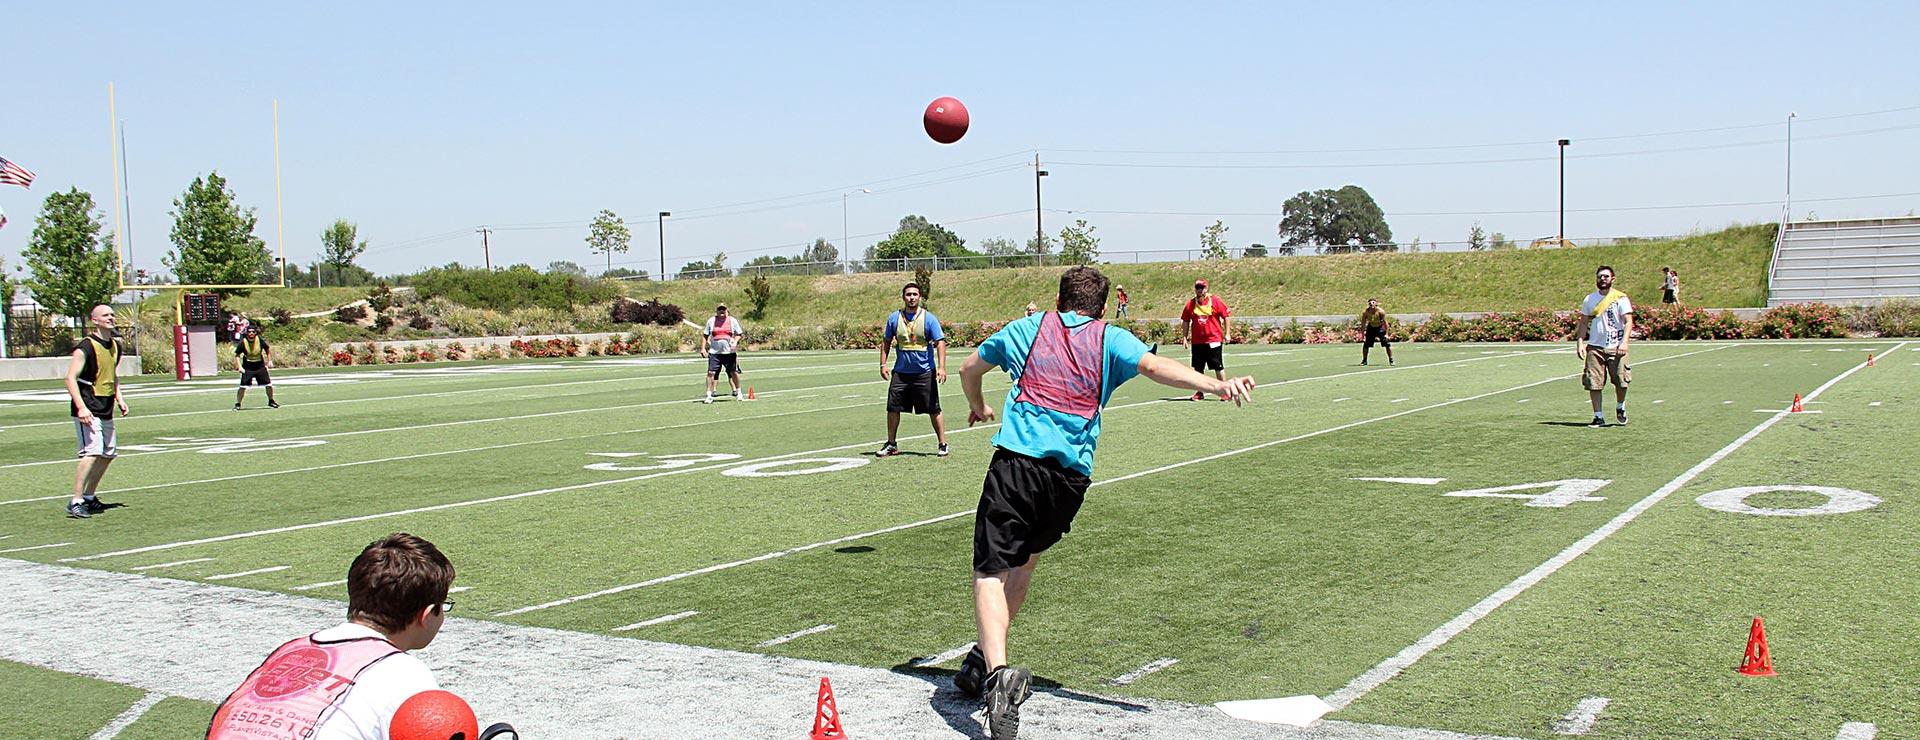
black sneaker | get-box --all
[876,443,900,457]
[233,403,242,411]
[1587,416,1606,428]
[1615,408,1628,425]
[937,443,951,458]
[268,400,280,409]
[67,501,91,519]
[84,498,108,513]
[954,646,987,698]
[982,666,1032,740]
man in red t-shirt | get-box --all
[1180,279,1232,401]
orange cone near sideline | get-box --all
[1789,394,1804,413]
[810,677,850,739]
[747,386,756,400]
[1738,617,1777,676]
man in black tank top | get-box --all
[63,305,130,519]
[233,326,279,410]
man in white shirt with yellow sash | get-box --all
[1576,265,1633,428]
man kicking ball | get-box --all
[956,266,1255,739]
[234,325,279,410]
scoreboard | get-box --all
[183,292,224,325]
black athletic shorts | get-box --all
[1364,327,1390,348]
[886,371,940,415]
[973,449,1090,573]
[239,362,272,386]
[1662,289,1677,304]
[707,352,739,375]
[1190,343,1224,372]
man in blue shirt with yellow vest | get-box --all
[878,282,950,457]
[956,267,1256,739]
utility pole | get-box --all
[658,211,671,280]
[476,226,493,271]
[1785,112,1797,221]
[1034,153,1049,255]
[1557,139,1570,245]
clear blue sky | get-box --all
[4,1,1917,278]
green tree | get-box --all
[1058,219,1100,265]
[1490,231,1512,250]
[1277,185,1394,254]
[586,209,631,274]
[166,172,271,292]
[22,188,120,321]
[677,258,726,279]
[321,219,368,281]
[801,237,838,265]
[1025,233,1056,257]
[1,256,15,308]
[895,215,966,256]
[869,230,938,264]
[1467,222,1487,251]
[546,260,587,276]
[603,267,649,280]
[1199,219,1231,260]
[1243,243,1269,258]
[745,273,773,318]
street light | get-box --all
[657,211,671,279]
[1785,112,1797,220]
[1035,158,1049,252]
[842,188,871,265]
[1557,139,1571,246]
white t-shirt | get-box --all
[704,316,742,354]
[1581,291,1634,350]
[1663,273,1678,291]
[311,623,439,740]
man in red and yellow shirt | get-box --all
[1180,279,1232,401]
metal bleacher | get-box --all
[1767,216,1920,306]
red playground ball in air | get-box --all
[391,690,479,740]
[924,96,970,144]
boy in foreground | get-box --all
[956,266,1256,739]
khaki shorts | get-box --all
[1583,347,1630,391]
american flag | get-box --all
[0,156,36,188]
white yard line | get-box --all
[0,542,73,554]
[1549,696,1610,735]
[1108,657,1179,686]
[910,642,977,668]
[205,565,291,581]
[290,579,346,591]
[88,691,168,740]
[496,345,1731,616]
[2,402,871,507]
[612,610,699,632]
[1836,722,1878,740]
[1321,342,1906,712]
[757,623,835,647]
[129,558,214,571]
[449,586,472,593]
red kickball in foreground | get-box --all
[392,689,479,740]
[924,96,970,144]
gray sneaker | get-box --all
[983,666,1032,740]
[66,501,91,519]
[953,645,986,697]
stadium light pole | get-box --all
[1785,112,1796,221]
[842,188,871,263]
[657,211,671,280]
[1557,139,1570,245]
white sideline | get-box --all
[57,350,1494,566]
[0,357,873,432]
[88,691,167,740]
[205,565,290,581]
[494,345,1727,616]
[1109,657,1179,686]
[612,610,699,632]
[1549,696,1609,735]
[2,401,870,506]
[0,542,72,554]
[1320,341,1908,712]
[757,623,835,647]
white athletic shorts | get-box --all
[75,417,118,459]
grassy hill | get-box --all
[623,224,1775,325]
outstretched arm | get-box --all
[1138,353,1255,405]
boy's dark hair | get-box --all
[347,533,455,633]
[1056,266,1110,318]
[902,282,922,298]
[1596,265,1615,277]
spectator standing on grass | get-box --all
[208,533,456,740]
[1577,265,1634,428]
[234,325,280,410]
[700,303,745,404]
[1661,267,1679,306]
[878,282,950,457]
[955,266,1256,740]
[1179,279,1233,401]
[1115,285,1130,318]
[63,305,128,519]
[1359,298,1394,366]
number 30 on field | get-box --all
[583,452,870,477]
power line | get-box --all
[1052,191,1920,219]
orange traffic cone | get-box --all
[810,677,850,739]
[1737,617,1777,676]
[1789,394,1804,413]
[747,386,757,401]
[1867,353,1875,367]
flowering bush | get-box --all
[1752,303,1848,339]
[445,341,467,361]
[1636,305,1745,340]
[383,345,402,364]
[418,346,439,362]
[331,350,354,366]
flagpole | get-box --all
[272,99,287,287]
[108,83,129,288]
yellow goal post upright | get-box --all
[106,83,289,380]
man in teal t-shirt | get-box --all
[955,266,1257,739]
